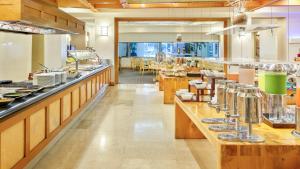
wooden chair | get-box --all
[130,58,137,70]
[139,59,150,75]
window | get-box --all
[119,42,219,58]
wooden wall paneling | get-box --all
[60,98,64,125]
[114,19,119,84]
[92,78,96,96]
[108,68,111,84]
[101,73,103,87]
[62,93,71,122]
[103,71,105,84]
[25,117,30,157]
[96,76,100,92]
[80,84,87,106]
[107,69,109,83]
[48,100,61,133]
[87,80,92,100]
[45,106,50,139]
[0,120,25,169]
[72,88,80,113]
[105,69,108,84]
[29,109,46,151]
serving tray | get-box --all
[263,113,296,128]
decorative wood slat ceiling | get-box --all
[56,0,299,12]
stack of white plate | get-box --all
[33,73,56,87]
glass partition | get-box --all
[119,42,219,58]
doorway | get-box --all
[114,18,229,84]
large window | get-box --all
[119,42,219,58]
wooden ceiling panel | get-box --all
[57,0,98,12]
[58,0,295,11]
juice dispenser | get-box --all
[264,64,287,123]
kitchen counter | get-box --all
[0,65,112,169]
[175,96,300,169]
[0,64,110,119]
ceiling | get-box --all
[120,21,221,26]
[128,0,226,3]
[55,0,300,12]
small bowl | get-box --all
[176,89,188,96]
[195,82,207,89]
[0,97,15,107]
[181,93,194,100]
[3,92,29,100]
[16,88,33,94]
[179,89,188,93]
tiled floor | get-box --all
[32,84,216,169]
[119,69,155,84]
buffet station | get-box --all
[158,58,225,104]
[0,50,112,169]
[175,62,300,169]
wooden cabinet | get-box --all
[0,0,85,34]
[80,84,87,106]
[48,100,61,133]
[62,93,72,122]
[72,88,80,113]
[0,121,25,169]
[0,66,112,169]
[30,109,46,150]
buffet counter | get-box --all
[159,72,199,104]
[175,96,300,169]
[0,65,112,169]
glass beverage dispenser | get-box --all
[264,64,287,123]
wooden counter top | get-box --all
[176,97,300,146]
[175,97,300,169]
[159,72,200,104]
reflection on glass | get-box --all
[118,42,219,58]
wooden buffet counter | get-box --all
[175,97,300,169]
[159,72,199,104]
[0,65,112,169]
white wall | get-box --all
[254,18,287,61]
[95,15,115,62]
[44,35,68,69]
[86,24,96,48]
[230,33,254,60]
[288,13,300,60]
[0,33,68,81]
[0,32,32,81]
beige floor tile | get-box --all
[32,84,215,169]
